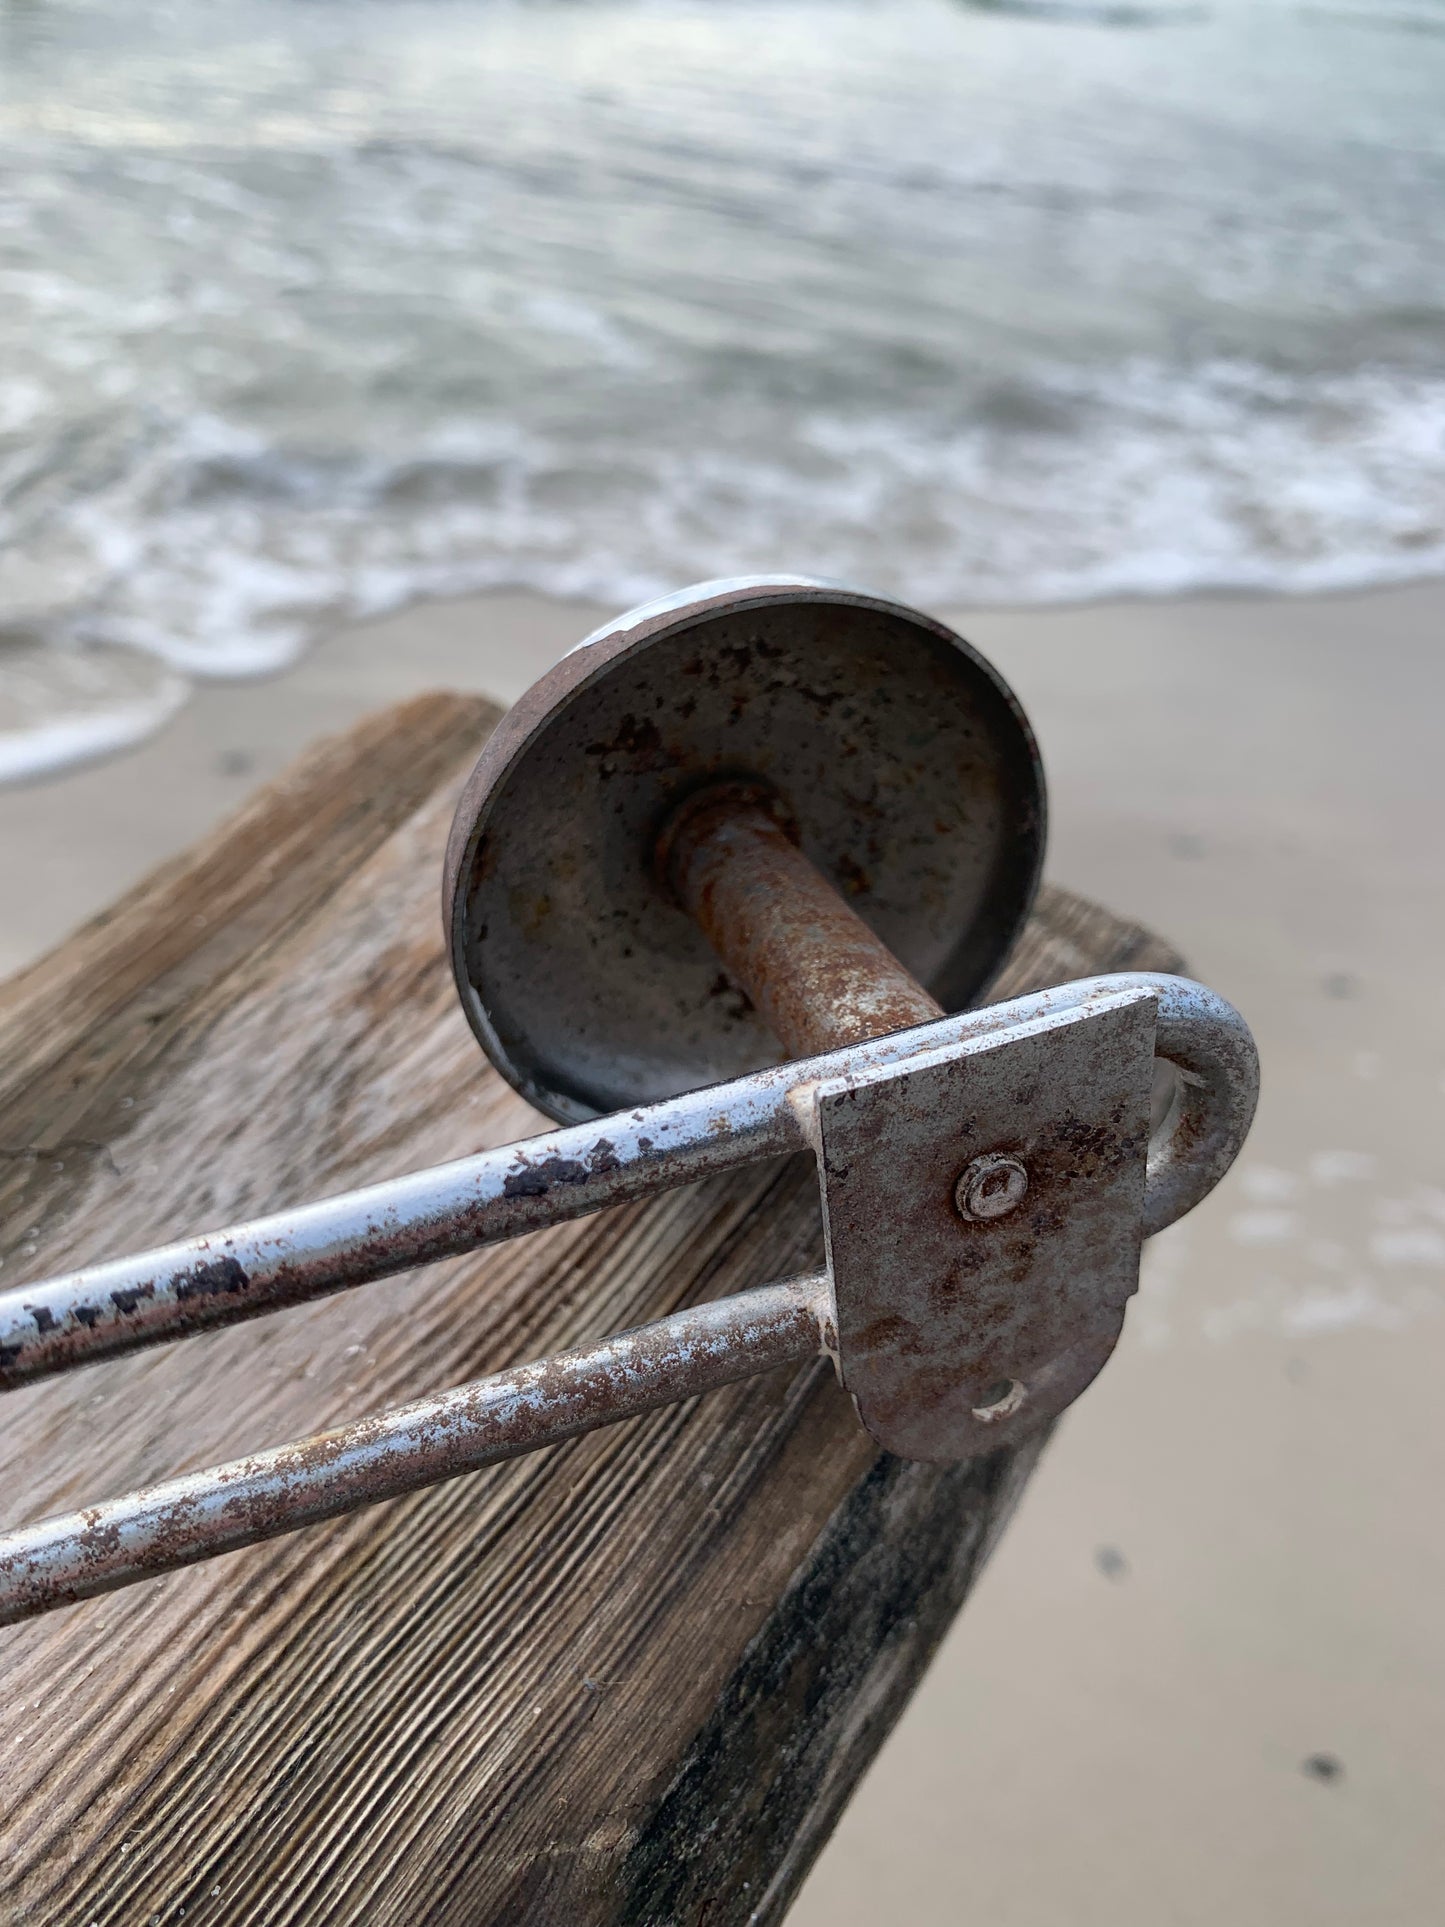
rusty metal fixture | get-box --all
[0,974,1252,1392]
[0,1278,829,1624]
[659,782,943,1057]
[0,975,1254,1625]
[443,576,1045,1124]
[816,983,1156,1463]
[0,579,1259,1627]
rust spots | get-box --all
[855,1312,918,1355]
[1030,1114,1143,1190]
[504,1137,629,1198]
[705,972,753,1022]
[502,1155,590,1198]
[108,1283,155,1318]
[507,887,554,939]
[587,1137,621,1176]
[661,785,941,1060]
[0,1277,828,1624]
[173,1256,250,1303]
[586,714,662,759]
[766,677,844,713]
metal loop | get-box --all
[1136,973,1260,1238]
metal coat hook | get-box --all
[0,578,1258,1625]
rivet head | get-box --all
[955,1153,1029,1223]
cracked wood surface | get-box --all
[0,692,1181,1925]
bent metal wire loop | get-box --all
[0,973,1257,1625]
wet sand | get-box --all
[4,580,1443,1924]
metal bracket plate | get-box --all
[0,973,1257,1625]
[813,986,1158,1461]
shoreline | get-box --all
[1,572,1440,978]
[4,575,1444,1925]
[7,557,1445,791]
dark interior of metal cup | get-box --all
[446,585,1047,1122]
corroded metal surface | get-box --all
[662,785,943,1057]
[0,976,1256,1390]
[0,1085,796,1388]
[813,987,1156,1462]
[0,975,1254,1624]
[1142,980,1262,1237]
[0,1278,831,1625]
[443,576,1045,1124]
[0,577,1259,1628]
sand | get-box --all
[4,580,1443,1924]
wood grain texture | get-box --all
[0,694,1182,1926]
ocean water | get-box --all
[2,0,1444,775]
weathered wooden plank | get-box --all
[0,693,1181,1925]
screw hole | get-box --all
[971,1376,1027,1424]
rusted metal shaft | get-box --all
[662,787,943,1058]
[0,1276,829,1624]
